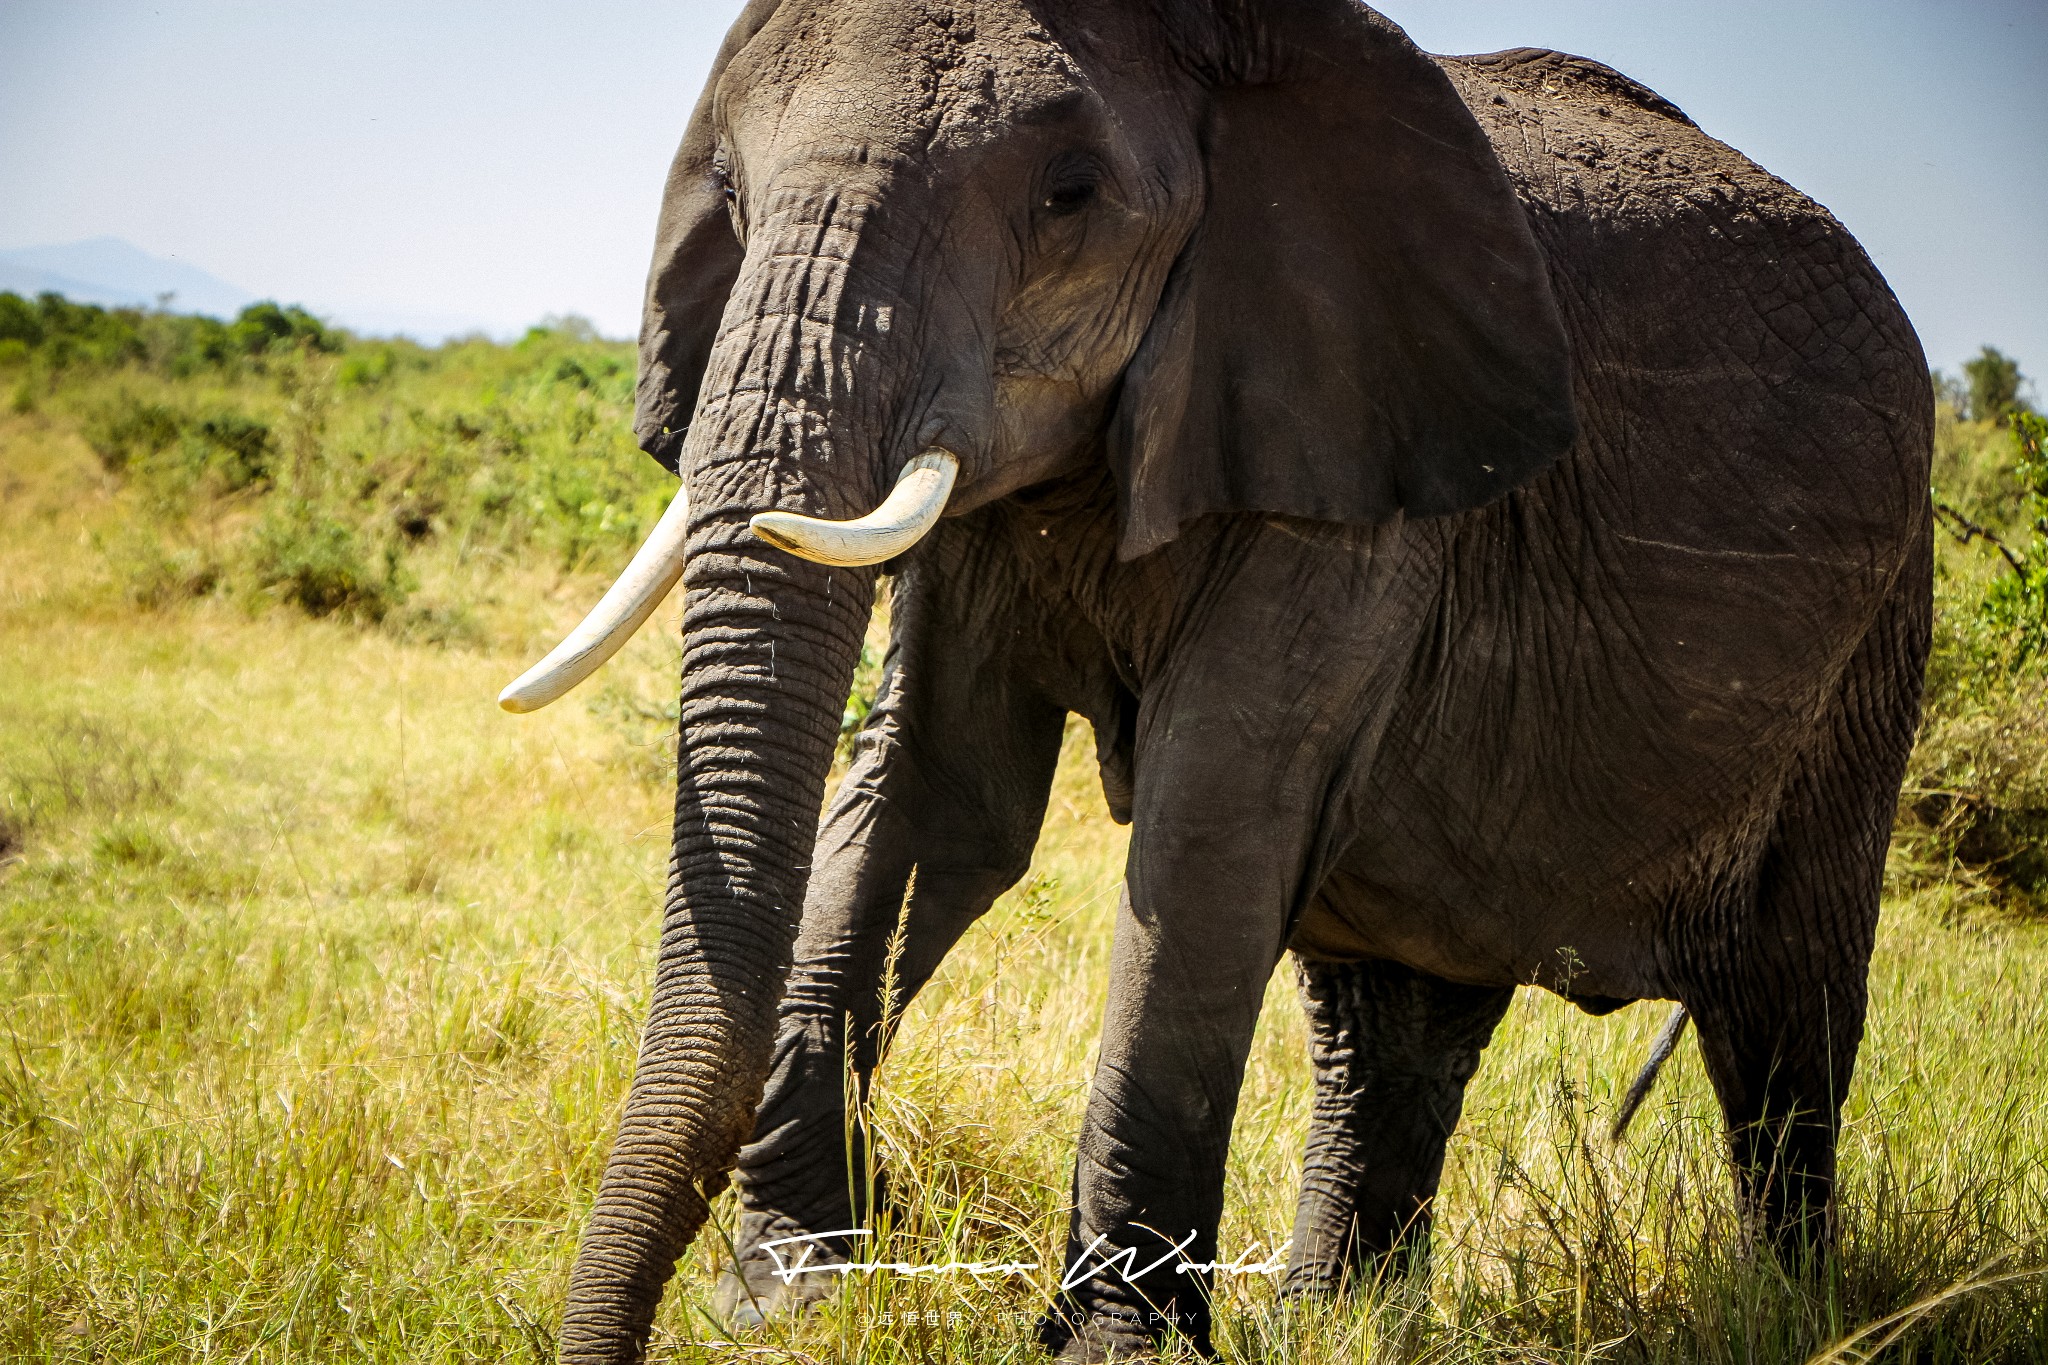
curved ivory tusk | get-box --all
[498,481,691,714]
[748,450,959,567]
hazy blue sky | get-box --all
[2,0,2042,376]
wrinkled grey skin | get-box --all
[558,2,1932,1361]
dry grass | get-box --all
[5,394,2048,1364]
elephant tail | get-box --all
[1610,1005,1690,1142]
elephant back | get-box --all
[1436,44,1932,561]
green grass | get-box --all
[4,335,2048,1362]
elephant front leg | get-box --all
[1039,525,1428,1359]
[1041,879,1285,1361]
[1284,956,1511,1297]
[1040,706,1362,1358]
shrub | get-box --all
[1905,682,2048,907]
[0,291,41,347]
[246,501,412,622]
[0,292,148,370]
[25,290,673,638]
[1907,410,2048,912]
[1937,347,2037,427]
[153,313,234,376]
[1979,412,2048,659]
[337,346,396,388]
[1,718,187,832]
[228,301,340,356]
[385,598,484,650]
[81,394,186,472]
[193,413,275,491]
[0,291,352,377]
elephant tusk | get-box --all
[748,450,959,567]
[497,481,691,714]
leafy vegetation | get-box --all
[1,289,663,642]
[2,303,2046,1361]
[1903,384,2048,913]
[0,291,341,390]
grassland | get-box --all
[3,323,2048,1362]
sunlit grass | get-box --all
[5,395,2048,1363]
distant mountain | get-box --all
[0,238,256,319]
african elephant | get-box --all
[498,1,1933,1360]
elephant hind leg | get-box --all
[1284,956,1513,1298]
[1687,845,1874,1263]
[1687,553,1929,1259]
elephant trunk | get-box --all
[558,192,891,1363]
[559,537,872,1362]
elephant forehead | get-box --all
[722,0,1098,159]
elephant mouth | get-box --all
[495,448,960,715]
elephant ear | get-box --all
[634,0,783,472]
[1108,0,1575,559]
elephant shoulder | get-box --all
[1432,46,1823,239]
[1440,48,1695,129]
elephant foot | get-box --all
[1041,1320,1158,1362]
[711,1259,839,1328]
[1037,1306,1208,1362]
[712,1212,852,1328]
[1278,1237,1432,1302]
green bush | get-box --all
[337,345,397,388]
[0,291,41,347]
[1907,407,2048,912]
[1964,346,2031,425]
[228,301,338,357]
[0,291,345,378]
[193,413,275,491]
[28,291,672,643]
[153,313,234,376]
[1906,686,2048,906]
[5,292,148,369]
[247,501,412,622]
[1979,412,2048,658]
[81,394,186,472]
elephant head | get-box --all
[505,1,1573,1358]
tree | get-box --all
[1962,345,2029,425]
[228,301,339,356]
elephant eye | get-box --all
[1040,158,1102,217]
[711,152,739,205]
[712,151,746,242]
[1043,182,1095,215]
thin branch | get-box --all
[1932,499,2027,576]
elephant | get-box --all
[497,1,1933,1360]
